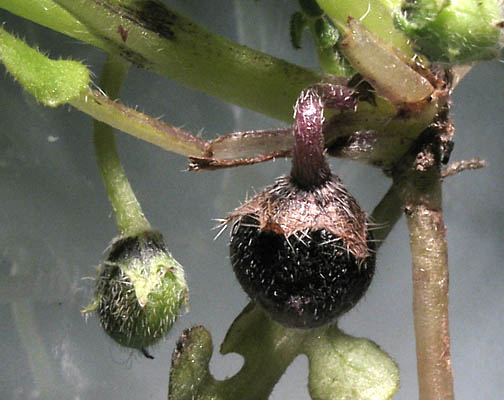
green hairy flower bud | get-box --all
[86,230,188,356]
[313,17,340,49]
[396,0,503,63]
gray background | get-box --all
[0,1,503,399]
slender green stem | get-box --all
[370,182,403,249]
[93,56,150,236]
[72,89,206,157]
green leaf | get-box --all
[304,326,400,400]
[169,326,215,400]
[168,304,399,400]
[0,27,89,107]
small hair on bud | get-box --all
[85,230,188,354]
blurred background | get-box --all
[0,1,503,399]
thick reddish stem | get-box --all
[291,88,331,189]
[291,84,357,189]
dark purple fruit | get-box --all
[227,172,375,328]
[225,85,374,328]
[230,216,375,328]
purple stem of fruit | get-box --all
[291,88,331,188]
[316,83,358,112]
[291,85,357,189]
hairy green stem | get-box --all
[397,163,454,400]
[73,89,207,157]
[2,2,444,171]
[93,56,150,236]
[2,0,322,122]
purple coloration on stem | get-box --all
[291,84,357,189]
[315,83,358,111]
[225,84,372,329]
[291,88,330,189]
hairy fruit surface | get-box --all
[230,216,375,328]
[226,85,374,328]
[87,231,187,353]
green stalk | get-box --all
[370,183,403,249]
[2,0,322,122]
[0,0,111,51]
[0,24,207,157]
[0,20,440,169]
[316,0,414,56]
[73,89,207,157]
[93,56,150,236]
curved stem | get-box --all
[93,56,150,236]
[291,84,358,188]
